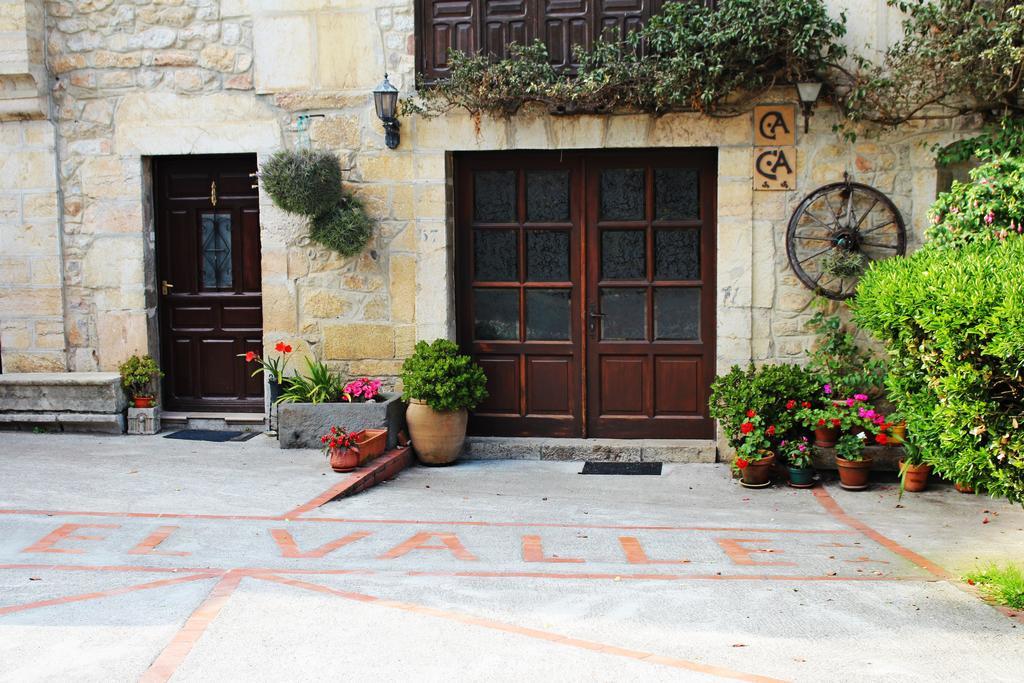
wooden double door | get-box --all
[456,150,717,439]
[155,155,264,412]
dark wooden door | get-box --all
[456,153,585,437]
[584,151,716,438]
[155,155,263,413]
[456,150,716,439]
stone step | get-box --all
[463,437,717,463]
[160,411,266,432]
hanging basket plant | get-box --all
[260,149,343,217]
[310,194,373,257]
[258,148,375,258]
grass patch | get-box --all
[964,564,1024,610]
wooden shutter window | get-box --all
[418,0,682,81]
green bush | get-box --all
[926,155,1024,249]
[400,340,488,412]
[260,149,343,217]
[118,355,163,399]
[310,194,373,257]
[853,237,1024,503]
[708,364,821,448]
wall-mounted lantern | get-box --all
[796,81,823,134]
[373,73,400,150]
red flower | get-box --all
[801,401,811,409]
[275,341,286,352]
[875,433,888,445]
[245,351,256,362]
[746,409,756,418]
[736,458,749,469]
[786,400,796,410]
[740,421,754,434]
[831,418,842,427]
[767,425,776,436]
[817,418,826,427]
[284,344,292,353]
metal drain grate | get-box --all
[580,462,662,475]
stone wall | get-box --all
[0,0,64,373]
[46,0,260,371]
[0,1,978,448]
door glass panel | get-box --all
[526,230,570,282]
[600,168,645,220]
[474,170,517,222]
[201,212,233,289]
[526,170,570,222]
[474,289,519,340]
[601,230,646,280]
[474,229,518,282]
[600,287,646,340]
[654,288,700,340]
[655,168,700,220]
[526,289,571,340]
[654,229,700,280]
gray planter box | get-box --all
[277,392,406,450]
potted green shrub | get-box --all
[400,340,488,465]
[780,436,816,488]
[734,410,776,488]
[898,435,932,493]
[835,433,872,490]
[118,355,163,408]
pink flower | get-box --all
[823,384,832,395]
[951,206,960,214]
[854,393,868,401]
[984,211,995,225]
[846,398,855,407]
[864,409,876,420]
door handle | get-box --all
[589,312,606,318]
[161,280,175,296]
[588,307,605,336]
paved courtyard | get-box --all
[1,432,1022,682]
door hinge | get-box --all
[210,180,217,207]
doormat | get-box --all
[580,462,662,475]
[163,430,259,443]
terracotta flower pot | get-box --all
[836,456,873,490]
[813,427,840,448]
[954,481,975,494]
[133,396,154,409]
[899,460,932,492]
[740,453,776,487]
[329,446,360,473]
[405,399,467,466]
[354,429,387,465]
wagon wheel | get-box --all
[786,177,906,300]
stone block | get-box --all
[253,15,314,92]
[389,253,415,323]
[640,440,717,463]
[540,440,641,462]
[277,393,406,450]
[462,436,541,461]
[0,372,126,413]
[323,323,395,360]
[127,407,160,435]
[315,13,386,88]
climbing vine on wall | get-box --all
[405,0,848,118]
[837,0,1024,128]
[407,0,1024,136]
